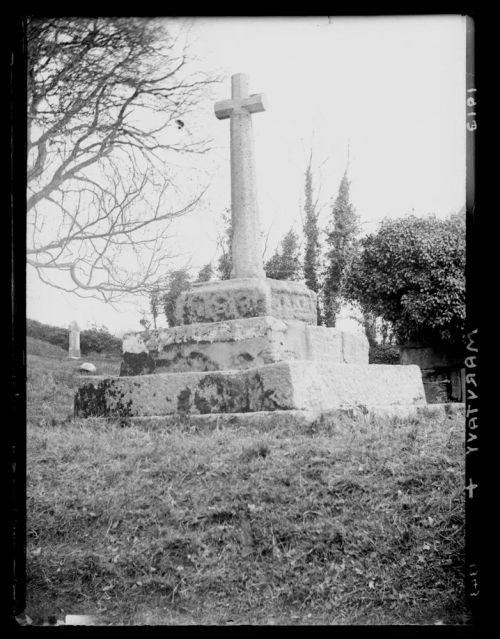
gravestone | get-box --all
[75,73,427,423]
[68,321,81,359]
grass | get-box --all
[25,337,468,625]
[26,336,121,429]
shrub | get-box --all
[27,318,68,350]
[346,212,465,348]
[26,318,122,355]
[80,326,122,355]
[369,343,400,364]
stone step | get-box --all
[74,361,426,418]
[79,404,465,433]
[120,315,368,376]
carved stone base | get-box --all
[120,316,368,376]
[175,278,317,325]
[74,361,426,418]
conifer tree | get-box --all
[216,209,232,280]
[302,152,323,324]
[162,268,191,327]
[196,263,213,283]
[149,286,161,329]
[322,169,359,327]
[264,228,302,281]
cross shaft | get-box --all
[214,73,266,279]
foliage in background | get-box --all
[361,310,378,348]
[26,318,122,354]
[196,263,214,283]
[345,213,466,347]
[380,318,396,345]
[146,263,212,331]
[27,318,69,351]
[264,228,302,281]
[148,286,161,330]
[302,153,323,324]
[369,343,400,365]
[162,269,192,327]
[27,17,218,302]
[81,324,123,355]
[322,170,359,327]
[216,209,233,280]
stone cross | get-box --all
[68,320,81,359]
[215,73,266,279]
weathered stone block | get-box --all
[119,332,156,376]
[75,361,425,418]
[268,279,317,324]
[120,316,369,375]
[175,278,317,325]
[121,351,156,377]
[289,362,425,410]
[304,325,369,363]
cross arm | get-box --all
[243,93,266,114]
[214,99,234,120]
[214,93,267,120]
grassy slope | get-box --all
[26,338,467,625]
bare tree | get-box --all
[27,17,219,302]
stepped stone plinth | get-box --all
[120,315,368,376]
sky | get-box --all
[26,15,467,336]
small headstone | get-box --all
[79,362,96,374]
[68,321,81,359]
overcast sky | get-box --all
[26,15,467,336]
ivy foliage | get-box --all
[345,213,465,347]
[162,269,191,327]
